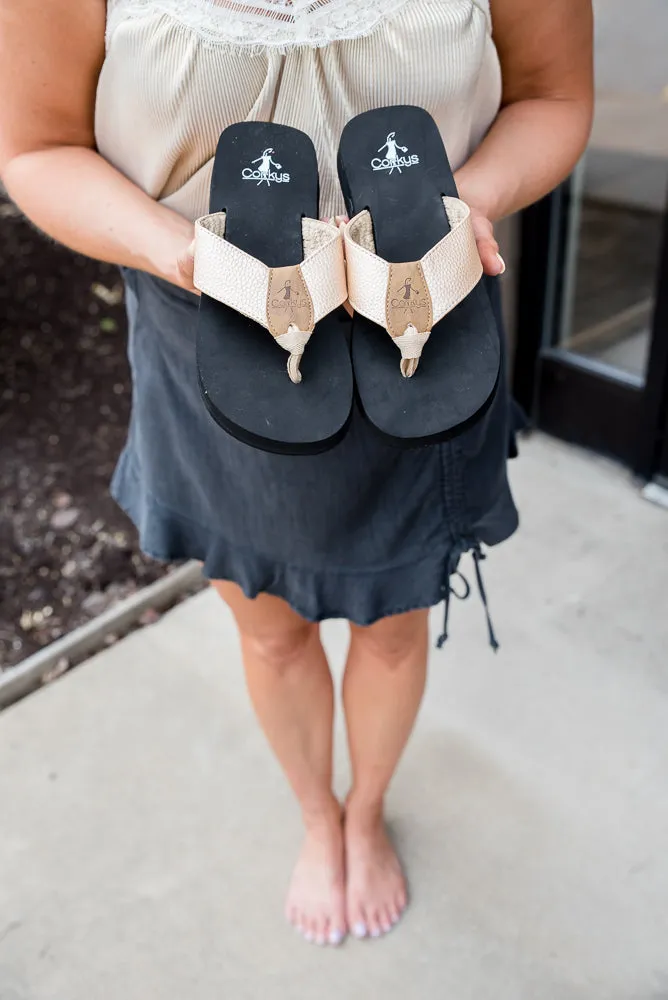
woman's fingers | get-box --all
[470,209,505,277]
[479,241,506,276]
[176,237,200,294]
[322,215,350,229]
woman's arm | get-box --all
[0,0,195,289]
[455,0,594,272]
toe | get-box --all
[395,887,408,914]
[380,906,394,934]
[348,898,367,939]
[367,908,383,939]
[299,915,313,942]
[351,917,368,939]
[329,926,345,947]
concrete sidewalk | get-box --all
[2,435,668,1000]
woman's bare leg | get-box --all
[342,609,429,938]
[212,581,346,945]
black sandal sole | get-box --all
[197,122,353,455]
[338,105,500,448]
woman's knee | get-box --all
[212,579,317,670]
[349,609,429,666]
[242,620,317,670]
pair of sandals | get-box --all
[195,106,500,455]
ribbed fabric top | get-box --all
[95,0,501,221]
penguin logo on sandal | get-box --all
[371,132,420,175]
[242,148,291,186]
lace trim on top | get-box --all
[105,0,427,49]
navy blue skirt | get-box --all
[112,269,518,636]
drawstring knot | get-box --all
[436,542,499,653]
[436,568,470,649]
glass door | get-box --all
[512,0,668,476]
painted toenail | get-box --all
[303,930,314,942]
[329,929,345,946]
[370,927,381,938]
[353,922,367,938]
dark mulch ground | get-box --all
[0,197,169,670]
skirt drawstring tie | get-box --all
[436,543,499,652]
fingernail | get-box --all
[496,252,506,275]
[353,921,367,938]
[329,928,345,946]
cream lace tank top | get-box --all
[96,0,502,221]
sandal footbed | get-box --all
[338,105,500,446]
[197,121,353,455]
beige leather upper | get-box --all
[343,198,483,376]
[193,214,347,383]
[344,197,482,329]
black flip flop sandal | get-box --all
[195,122,353,455]
[338,106,501,447]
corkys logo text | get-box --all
[271,279,309,312]
[371,132,420,175]
[242,148,290,186]
[390,277,429,311]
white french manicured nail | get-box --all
[496,252,506,275]
[370,927,381,939]
[329,928,345,946]
[353,921,367,938]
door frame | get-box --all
[512,178,668,479]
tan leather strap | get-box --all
[343,197,482,377]
[193,215,347,383]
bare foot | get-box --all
[285,800,347,946]
[344,801,408,939]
